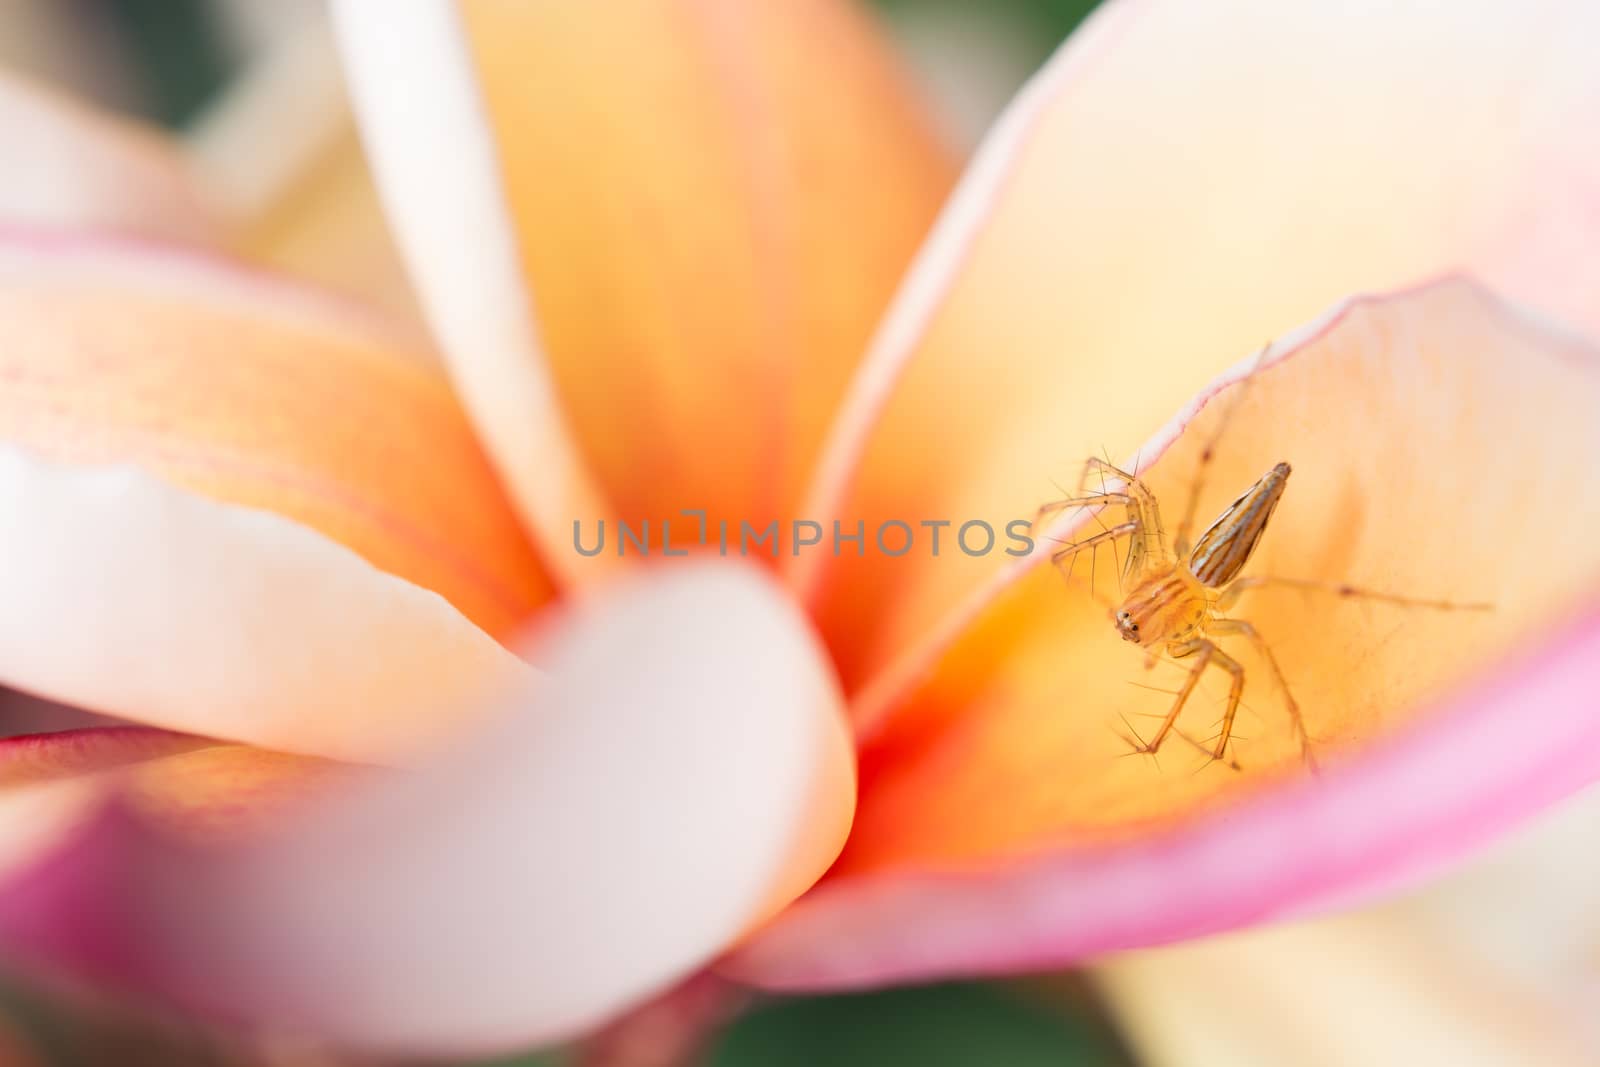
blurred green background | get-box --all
[473,982,1131,1067]
[0,976,1133,1067]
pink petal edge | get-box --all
[847,271,1584,743]
[725,600,1600,990]
[0,726,216,778]
[0,224,431,354]
[726,275,1600,989]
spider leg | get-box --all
[1132,638,1217,754]
[1204,643,1246,762]
[1049,522,1138,577]
[1033,491,1133,532]
[1174,343,1271,556]
[1208,616,1316,770]
[1035,451,1152,543]
[1079,454,1140,494]
[1216,576,1493,614]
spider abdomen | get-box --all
[1187,462,1291,587]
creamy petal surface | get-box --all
[729,280,1600,987]
[804,0,1600,704]
[335,0,956,577]
[0,564,855,1055]
[0,236,547,762]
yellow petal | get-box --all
[837,281,1600,874]
[333,0,956,576]
[801,0,1600,699]
[0,450,533,765]
[121,744,363,843]
[0,729,357,877]
[240,131,425,333]
[0,235,548,639]
[0,726,212,788]
[0,237,547,762]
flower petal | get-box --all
[799,0,1600,701]
[0,233,548,639]
[236,131,424,334]
[0,727,214,788]
[0,563,855,1055]
[0,235,547,761]
[1096,912,1594,1067]
[333,0,956,576]
[0,728,355,885]
[724,280,1600,988]
[0,450,532,765]
[0,72,216,241]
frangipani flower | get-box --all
[0,0,1595,1059]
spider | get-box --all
[1035,357,1489,769]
